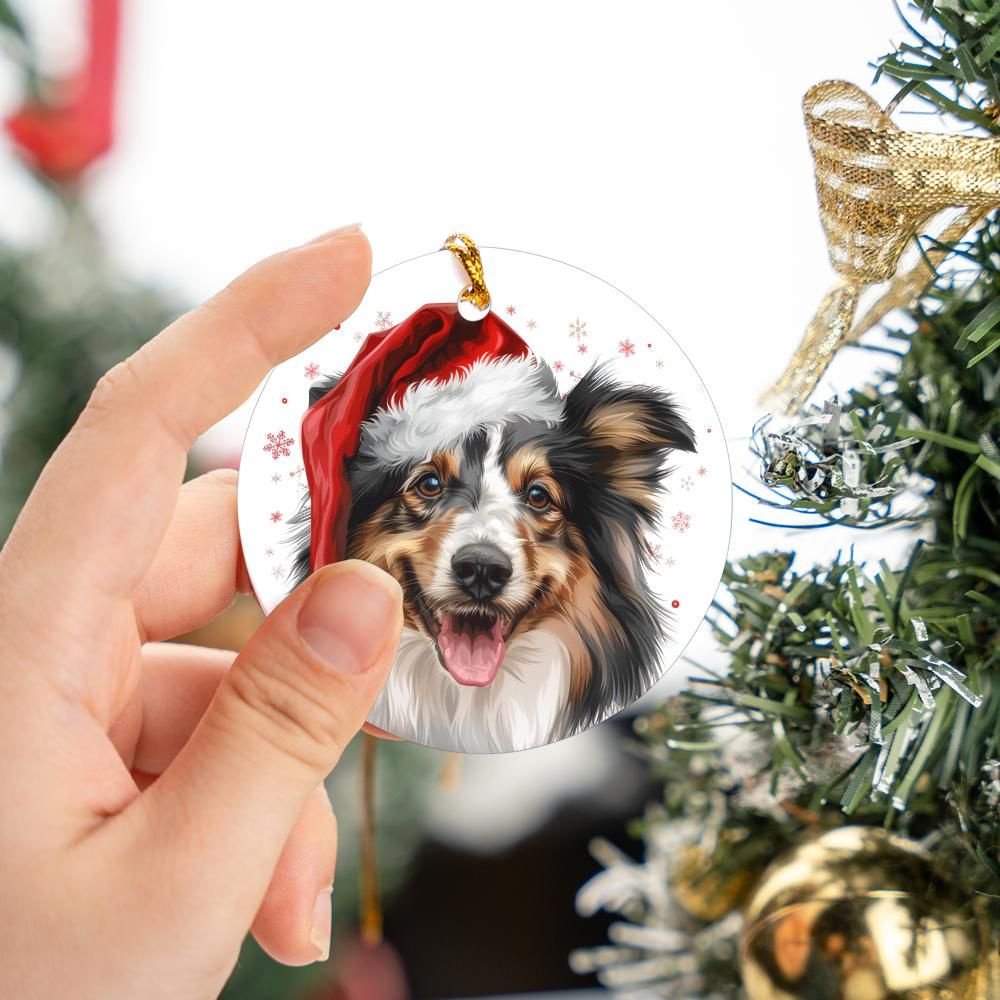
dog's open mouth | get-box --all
[398,563,518,687]
[431,610,514,687]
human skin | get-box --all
[0,225,405,998]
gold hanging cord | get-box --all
[443,232,492,312]
[358,738,462,946]
[359,733,382,945]
[765,80,1000,413]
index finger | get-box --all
[2,226,370,603]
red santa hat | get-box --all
[300,302,562,571]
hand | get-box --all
[0,225,404,999]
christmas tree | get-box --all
[0,0,180,536]
[574,3,1000,997]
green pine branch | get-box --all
[876,0,1000,131]
[579,4,1000,993]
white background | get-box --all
[0,0,909,561]
[0,1,923,843]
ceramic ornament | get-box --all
[238,235,731,753]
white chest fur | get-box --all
[368,626,571,753]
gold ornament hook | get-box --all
[443,232,491,312]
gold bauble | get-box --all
[740,827,995,1000]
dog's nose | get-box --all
[451,543,513,601]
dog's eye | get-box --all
[414,472,443,499]
[525,483,553,511]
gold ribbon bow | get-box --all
[766,80,1000,412]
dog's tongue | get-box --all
[438,614,506,687]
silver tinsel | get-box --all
[750,400,924,525]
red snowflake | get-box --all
[264,430,294,460]
[577,343,589,355]
[269,511,283,523]
[618,339,636,357]
[569,318,587,341]
[553,360,565,372]
[272,565,285,580]
[527,319,537,330]
[375,310,392,330]
[304,362,320,380]
[697,466,708,477]
[671,511,691,533]
[271,473,281,484]
[505,304,516,316]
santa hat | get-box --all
[300,302,562,571]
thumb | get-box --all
[140,560,402,917]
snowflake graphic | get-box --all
[271,473,282,484]
[264,547,274,558]
[568,318,587,341]
[553,360,565,372]
[375,310,392,330]
[649,543,663,562]
[671,511,691,533]
[270,511,283,523]
[681,475,693,491]
[505,304,516,316]
[664,555,677,568]
[655,359,665,369]
[304,362,320,380]
[272,565,285,580]
[527,319,537,330]
[618,339,636,357]
[264,430,294,460]
[697,466,708,477]
[577,343,589,355]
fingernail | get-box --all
[298,562,401,673]
[310,885,333,962]
[305,222,363,246]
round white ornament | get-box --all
[238,240,731,753]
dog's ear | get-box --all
[308,373,341,408]
[565,365,696,512]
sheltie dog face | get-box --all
[291,357,695,753]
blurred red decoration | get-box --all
[312,939,410,1000]
[5,0,120,181]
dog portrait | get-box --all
[289,340,696,753]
